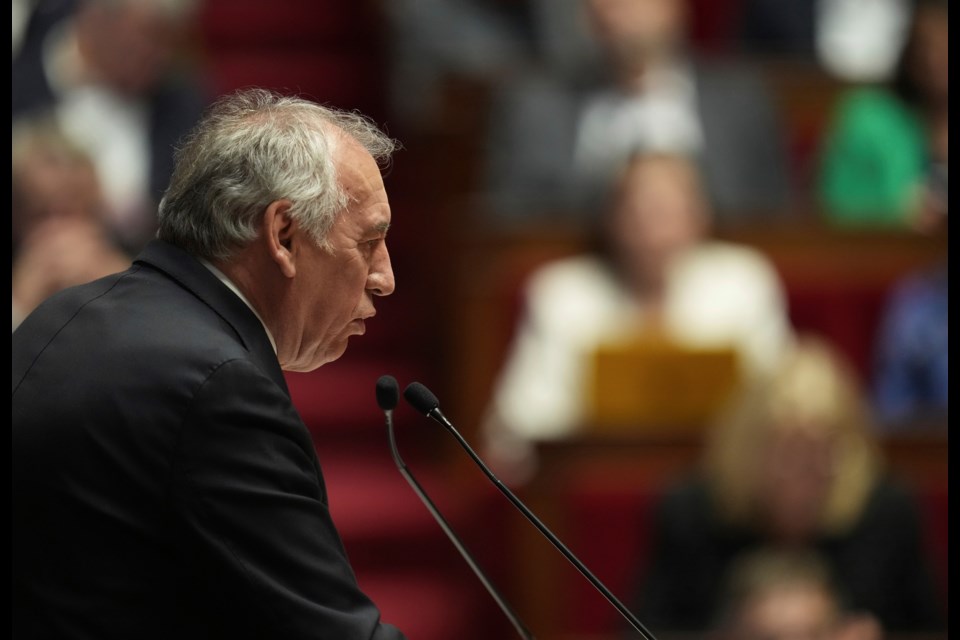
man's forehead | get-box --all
[336,142,383,193]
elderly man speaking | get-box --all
[13,89,406,639]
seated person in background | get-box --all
[871,261,948,431]
[12,0,209,251]
[12,115,131,330]
[482,0,794,223]
[817,0,947,230]
[381,0,532,131]
[481,151,793,482]
[710,547,882,640]
[630,336,945,635]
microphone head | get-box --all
[403,382,439,415]
[376,375,400,411]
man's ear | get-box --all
[263,199,298,279]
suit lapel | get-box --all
[133,240,290,396]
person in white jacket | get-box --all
[482,151,795,482]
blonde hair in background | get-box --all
[12,114,93,176]
[12,113,103,239]
[702,334,883,535]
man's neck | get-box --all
[199,258,278,355]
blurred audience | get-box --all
[12,0,209,251]
[381,0,533,131]
[630,336,945,634]
[710,547,883,640]
[815,0,912,83]
[482,0,794,225]
[736,0,819,59]
[13,0,36,55]
[12,115,131,330]
[871,262,948,431]
[523,0,605,79]
[481,152,793,482]
[816,0,947,230]
[739,0,911,84]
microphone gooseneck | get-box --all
[377,376,534,640]
[402,381,658,640]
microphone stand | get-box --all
[405,383,658,640]
[383,407,535,640]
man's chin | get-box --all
[350,319,367,336]
[280,339,350,373]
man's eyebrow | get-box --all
[373,222,391,235]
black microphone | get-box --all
[375,376,534,640]
[403,381,658,640]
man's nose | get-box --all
[368,244,395,296]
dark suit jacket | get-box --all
[12,240,405,639]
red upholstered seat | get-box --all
[355,571,486,639]
[784,281,892,384]
[198,0,371,47]
[320,455,465,546]
[562,471,666,636]
[196,0,386,116]
[321,454,517,640]
[204,52,383,114]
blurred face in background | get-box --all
[584,0,688,64]
[607,154,708,292]
[76,0,192,96]
[755,420,837,544]
[12,135,104,246]
[908,3,949,105]
[748,343,873,544]
[732,583,841,640]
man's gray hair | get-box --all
[157,88,397,260]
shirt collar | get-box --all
[199,258,278,355]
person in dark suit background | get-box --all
[13,88,406,639]
[481,0,794,225]
[11,0,209,252]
